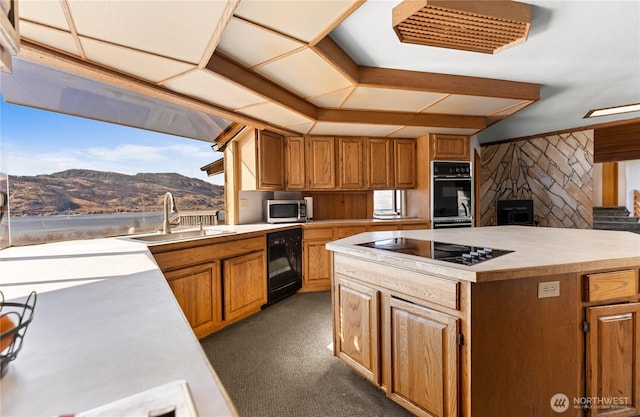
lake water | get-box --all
[10,212,164,244]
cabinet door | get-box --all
[335,277,380,384]
[302,239,332,291]
[305,136,336,189]
[367,138,393,189]
[394,139,416,189]
[386,297,458,417]
[223,251,267,323]
[286,136,305,190]
[337,137,366,189]
[586,302,640,417]
[165,261,222,339]
[257,130,285,190]
[431,134,470,161]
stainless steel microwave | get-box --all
[264,200,307,223]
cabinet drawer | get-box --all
[304,227,334,240]
[584,269,638,302]
[337,226,369,238]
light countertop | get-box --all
[326,226,640,282]
[0,219,428,416]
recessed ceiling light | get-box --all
[584,103,640,118]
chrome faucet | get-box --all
[162,192,179,234]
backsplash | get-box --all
[480,130,594,229]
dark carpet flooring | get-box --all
[200,291,415,417]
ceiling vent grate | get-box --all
[392,0,531,54]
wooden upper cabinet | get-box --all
[430,134,470,161]
[337,137,366,189]
[285,136,305,190]
[367,138,393,189]
[257,130,285,190]
[394,138,416,189]
[305,136,336,190]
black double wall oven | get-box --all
[265,228,302,306]
[431,161,473,229]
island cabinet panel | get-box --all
[305,136,336,189]
[223,250,267,323]
[335,276,380,384]
[385,297,458,417]
[584,269,638,302]
[285,136,305,190]
[585,303,640,417]
[337,137,366,189]
[165,262,222,339]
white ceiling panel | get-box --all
[308,87,354,108]
[67,0,227,63]
[20,22,79,57]
[310,122,400,137]
[80,37,195,84]
[234,0,359,43]
[287,121,314,134]
[389,126,481,138]
[239,102,312,127]
[423,95,530,116]
[217,18,304,68]
[164,70,266,110]
[19,1,69,31]
[256,48,351,98]
[343,87,446,112]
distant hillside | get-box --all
[9,169,224,216]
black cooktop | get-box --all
[357,238,513,266]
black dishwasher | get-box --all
[265,228,302,306]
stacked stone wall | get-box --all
[480,130,594,229]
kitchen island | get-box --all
[326,226,640,417]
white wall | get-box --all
[625,160,640,213]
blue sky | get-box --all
[0,96,225,185]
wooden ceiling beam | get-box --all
[310,36,360,83]
[206,52,317,120]
[317,108,486,129]
[359,65,539,100]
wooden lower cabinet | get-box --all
[386,297,459,417]
[586,302,640,417]
[165,262,222,339]
[335,277,380,384]
[303,239,333,291]
[223,251,267,323]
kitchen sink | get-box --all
[129,229,235,243]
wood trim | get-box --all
[60,0,86,60]
[359,65,539,100]
[317,108,486,129]
[480,117,640,147]
[308,1,366,46]
[197,0,240,68]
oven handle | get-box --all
[433,222,473,228]
[433,177,472,181]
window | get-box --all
[1,98,224,247]
[373,190,405,218]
